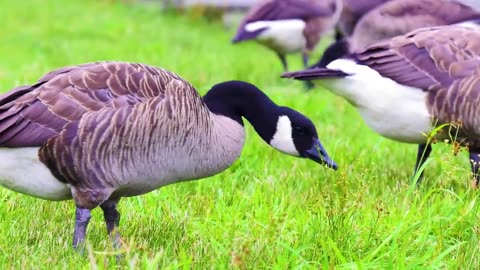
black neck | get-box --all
[314,38,350,68]
[203,81,279,141]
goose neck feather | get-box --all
[203,81,279,144]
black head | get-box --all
[232,26,268,43]
[267,107,337,170]
[203,81,337,170]
[313,38,350,68]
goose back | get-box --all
[238,0,334,26]
[0,62,188,147]
[304,0,342,52]
[350,0,480,51]
[338,0,391,36]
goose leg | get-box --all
[413,143,432,185]
[100,199,121,248]
[469,151,480,188]
[334,27,344,41]
[73,207,92,250]
[277,52,288,72]
[302,52,309,68]
[301,52,314,90]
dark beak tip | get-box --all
[329,163,339,171]
[281,72,295,78]
[321,157,338,171]
[306,139,337,171]
[231,31,247,43]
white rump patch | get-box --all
[245,19,307,53]
[270,116,300,156]
[0,147,71,201]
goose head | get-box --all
[268,107,337,169]
[204,80,337,170]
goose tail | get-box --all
[0,85,33,107]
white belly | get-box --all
[245,20,307,53]
[0,147,71,201]
[355,98,432,143]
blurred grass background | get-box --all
[0,0,479,269]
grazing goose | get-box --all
[0,61,337,248]
[318,0,480,67]
[231,0,343,72]
[282,25,480,187]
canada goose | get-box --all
[337,0,391,38]
[318,0,480,67]
[282,25,480,187]
[0,61,337,248]
[231,0,343,72]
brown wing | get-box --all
[350,0,480,51]
[358,25,480,135]
[343,0,390,15]
[38,75,207,188]
[241,0,334,24]
[0,61,195,147]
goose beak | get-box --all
[304,139,338,170]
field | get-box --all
[0,0,479,269]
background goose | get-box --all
[0,61,337,248]
[318,0,480,67]
[337,0,391,39]
[231,0,343,72]
[282,25,480,187]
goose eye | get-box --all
[293,127,306,135]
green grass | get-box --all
[0,0,479,269]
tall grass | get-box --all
[0,0,479,268]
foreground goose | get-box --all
[318,0,480,67]
[231,0,343,72]
[282,25,480,187]
[0,61,337,248]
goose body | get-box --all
[232,0,342,72]
[242,19,308,53]
[0,94,246,201]
[319,0,480,67]
[0,61,336,248]
[283,25,480,186]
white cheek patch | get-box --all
[269,116,300,156]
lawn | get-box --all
[0,0,479,269]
